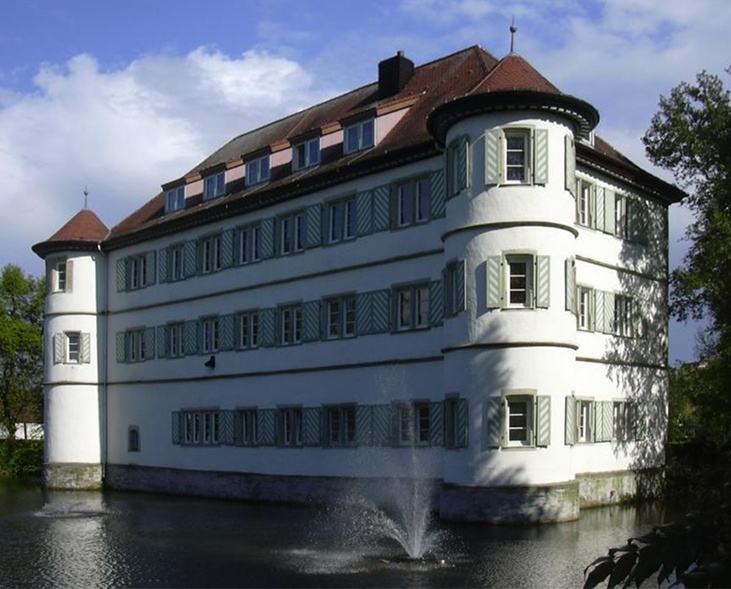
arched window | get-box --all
[128,426,140,452]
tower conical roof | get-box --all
[32,208,109,259]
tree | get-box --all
[0,265,44,469]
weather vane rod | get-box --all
[83,186,89,209]
[510,18,517,53]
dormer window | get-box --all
[165,186,185,213]
[344,119,374,154]
[247,155,270,186]
[292,138,320,171]
[203,172,225,201]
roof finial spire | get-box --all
[510,17,517,53]
[83,185,89,209]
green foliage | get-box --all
[0,439,43,478]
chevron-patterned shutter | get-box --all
[259,217,275,259]
[356,292,373,335]
[430,169,446,218]
[604,190,616,235]
[596,401,614,442]
[429,401,444,447]
[145,251,157,286]
[116,332,126,363]
[633,201,649,245]
[564,135,576,197]
[302,300,321,342]
[594,290,606,334]
[184,320,198,355]
[594,186,605,230]
[116,259,127,292]
[143,327,156,360]
[535,395,551,447]
[456,136,469,192]
[171,412,181,445]
[455,398,468,448]
[603,291,615,334]
[565,395,576,445]
[63,259,73,293]
[355,405,372,446]
[158,248,168,283]
[533,128,549,185]
[220,410,235,445]
[259,308,276,347]
[356,190,373,236]
[219,314,234,351]
[565,258,577,314]
[256,409,276,446]
[157,326,169,359]
[484,130,502,186]
[371,404,392,446]
[486,397,503,449]
[305,204,322,248]
[79,332,91,364]
[183,240,197,278]
[429,279,444,327]
[455,259,466,313]
[53,334,64,364]
[371,289,391,333]
[486,256,503,309]
[220,229,234,268]
[302,407,321,446]
[372,184,391,233]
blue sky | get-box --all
[1,0,730,363]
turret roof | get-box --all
[32,208,108,259]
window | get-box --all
[615,194,635,240]
[237,409,258,446]
[279,304,303,345]
[54,332,90,365]
[506,254,533,308]
[53,260,67,292]
[165,186,185,213]
[614,295,634,337]
[128,255,147,290]
[326,295,356,339]
[444,259,465,317]
[168,323,184,358]
[504,129,530,183]
[183,410,221,445]
[444,396,466,449]
[447,137,468,197]
[126,329,146,363]
[395,284,429,331]
[238,310,259,349]
[247,155,270,186]
[325,405,356,447]
[578,286,594,331]
[167,245,184,282]
[395,402,430,446]
[577,399,595,443]
[201,317,220,353]
[613,401,635,442]
[487,392,550,449]
[66,332,81,363]
[200,234,222,274]
[506,396,533,446]
[238,225,261,264]
[203,172,225,201]
[278,407,302,447]
[344,119,374,154]
[327,198,356,243]
[293,137,320,170]
[396,178,431,227]
[128,426,140,452]
[576,179,593,226]
[279,212,306,255]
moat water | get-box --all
[0,480,666,588]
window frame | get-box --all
[325,294,356,339]
[66,332,81,364]
[278,407,303,447]
[246,155,271,186]
[128,426,140,452]
[279,211,306,255]
[237,408,258,447]
[238,224,262,264]
[165,185,185,213]
[576,398,595,444]
[128,255,147,290]
[126,329,146,363]
[183,409,221,446]
[238,310,260,350]
[200,234,222,274]
[614,295,634,337]
[325,404,356,447]
[279,304,303,346]
[327,197,356,243]
[395,177,431,227]
[576,179,593,227]
[168,322,184,358]
[343,119,375,154]
[201,316,220,354]
[504,128,531,184]
[292,137,321,171]
[578,286,594,331]
[169,244,184,282]
[394,283,430,331]
[505,395,534,447]
[505,254,534,308]
[203,172,225,201]
[53,260,67,293]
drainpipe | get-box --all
[98,243,108,483]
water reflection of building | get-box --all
[32,46,683,523]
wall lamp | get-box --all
[204,355,216,369]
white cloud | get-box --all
[0,48,327,275]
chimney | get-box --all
[378,51,414,99]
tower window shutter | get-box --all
[355,405,373,446]
[116,259,127,292]
[145,251,157,286]
[486,256,503,310]
[220,230,234,268]
[486,397,503,449]
[260,217,275,259]
[429,279,444,327]
[116,332,127,363]
[184,320,198,356]
[604,190,616,235]
[455,259,466,313]
[158,248,168,283]
[157,326,169,359]
[564,135,576,196]
[306,204,322,248]
[257,409,276,446]
[533,128,549,185]
[371,289,391,333]
[535,395,551,447]
[565,258,577,314]
[371,404,392,447]
[565,394,577,445]
[429,401,444,447]
[302,407,322,447]
[484,130,502,186]
[456,397,468,448]
[144,327,156,360]
[80,332,91,364]
[457,135,469,192]
[219,314,234,351]
[356,189,373,236]
[53,334,64,364]
[535,256,551,309]
[183,240,198,278]
[65,260,74,293]
[171,412,181,445]
[429,169,446,218]
[220,410,235,445]
[302,300,321,342]
[372,184,391,233]
[356,292,373,335]
[259,308,276,347]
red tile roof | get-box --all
[32,208,109,258]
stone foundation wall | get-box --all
[577,469,663,508]
[43,463,103,490]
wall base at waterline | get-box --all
[43,463,103,490]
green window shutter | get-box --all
[455,259,466,313]
[589,184,598,229]
[486,256,503,309]
[219,314,234,351]
[635,299,648,339]
[565,258,576,314]
[455,398,468,448]
[535,256,551,309]
[144,327,156,360]
[356,189,373,236]
[303,300,321,342]
[220,410,235,445]
[183,240,198,278]
[302,407,322,447]
[486,397,503,449]
[306,204,322,248]
[171,412,181,445]
[535,395,551,447]
[565,394,576,445]
[184,320,198,355]
[604,190,616,235]
[634,200,650,245]
[564,135,576,196]
[157,326,169,359]
[257,409,276,446]
[355,405,373,446]
[484,130,502,186]
[116,259,127,292]
[533,128,549,185]
[457,135,469,192]
[429,279,444,327]
[65,260,73,293]
[596,401,614,442]
[260,217,275,259]
[356,292,373,335]
[594,290,606,334]
[371,289,391,333]
[372,404,392,447]
[595,187,606,230]
[372,184,391,233]
[53,334,64,364]
[220,230,234,268]
[79,332,91,364]
[145,251,157,286]
[259,308,276,347]
[116,332,127,363]
[603,291,615,334]
[429,401,444,447]
[158,248,168,283]
[430,169,446,218]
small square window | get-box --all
[203,172,225,201]
[344,119,375,154]
[293,138,320,170]
[247,155,270,186]
[66,333,81,363]
[166,186,185,213]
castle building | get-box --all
[33,46,683,522]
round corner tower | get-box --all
[32,208,109,489]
